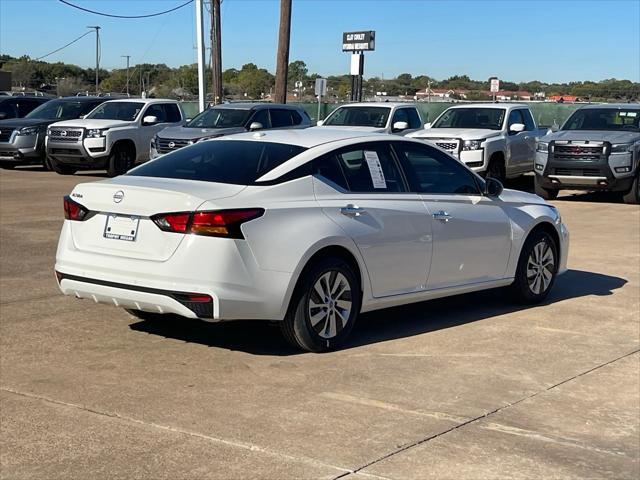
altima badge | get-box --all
[113,190,124,203]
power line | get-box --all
[58,0,194,19]
[35,30,92,60]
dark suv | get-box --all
[150,103,312,158]
[0,96,106,169]
[0,96,50,121]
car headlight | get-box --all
[536,141,549,153]
[611,143,633,153]
[17,126,39,136]
[462,139,483,151]
[86,128,108,138]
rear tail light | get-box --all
[151,208,264,239]
[63,195,92,221]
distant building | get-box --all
[547,95,580,103]
[415,87,468,100]
[485,90,533,101]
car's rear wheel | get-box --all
[0,161,15,170]
[107,144,134,177]
[281,257,361,352]
[510,229,558,303]
[622,174,639,205]
[50,159,77,175]
[534,175,559,200]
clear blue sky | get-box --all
[1,0,638,83]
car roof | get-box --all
[211,102,303,111]
[217,126,385,148]
[335,102,414,108]
[100,98,174,104]
[54,96,104,102]
[445,103,524,109]
[576,103,640,110]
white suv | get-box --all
[47,98,184,176]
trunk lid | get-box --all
[68,177,246,261]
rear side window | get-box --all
[129,140,306,185]
[163,103,182,122]
[270,109,294,128]
[290,110,303,125]
[395,142,480,195]
[317,143,406,193]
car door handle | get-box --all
[340,204,366,217]
[433,210,452,222]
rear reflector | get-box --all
[63,195,92,221]
[151,208,264,239]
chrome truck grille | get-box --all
[553,142,606,160]
[48,128,83,143]
[157,138,192,154]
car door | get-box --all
[505,109,530,173]
[394,141,512,289]
[313,141,432,298]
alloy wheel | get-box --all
[527,240,555,295]
[308,270,353,339]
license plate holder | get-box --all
[104,214,140,242]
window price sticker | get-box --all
[364,150,387,189]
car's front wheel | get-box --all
[622,174,639,205]
[50,159,77,175]
[281,257,361,352]
[107,144,135,177]
[0,161,15,170]
[510,229,558,303]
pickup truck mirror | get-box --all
[424,122,432,129]
[550,122,559,133]
[509,123,525,134]
[484,177,504,197]
[316,120,324,126]
[142,115,159,126]
[249,122,263,131]
[392,121,409,132]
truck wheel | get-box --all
[107,144,134,177]
[534,175,558,200]
[486,156,505,183]
[0,161,15,170]
[622,175,639,205]
[50,159,77,175]
[280,257,361,352]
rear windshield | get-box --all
[129,140,307,185]
[562,108,639,132]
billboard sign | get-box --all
[342,31,375,51]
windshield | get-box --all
[25,99,101,120]
[86,102,144,121]
[562,108,639,132]
[324,106,390,127]
[187,108,251,128]
[433,108,506,130]
[129,140,307,185]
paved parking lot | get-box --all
[1,166,639,479]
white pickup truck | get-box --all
[46,98,184,176]
[407,103,548,181]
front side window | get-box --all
[129,140,306,185]
[395,142,480,195]
[323,106,391,128]
[507,109,524,131]
[143,104,166,123]
[521,109,536,131]
[405,108,422,129]
[433,108,506,130]
[163,104,182,122]
[186,107,250,128]
[317,143,406,193]
[249,109,271,128]
[0,100,18,118]
[562,108,640,132]
[86,101,144,121]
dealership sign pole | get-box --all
[315,78,327,121]
[342,31,375,102]
[490,77,500,103]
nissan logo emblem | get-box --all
[113,190,125,203]
[168,141,176,148]
[60,130,67,137]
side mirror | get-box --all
[424,122,432,129]
[509,123,525,134]
[316,120,324,126]
[249,121,264,131]
[484,177,504,197]
[550,122,559,133]
[392,121,409,132]
[142,115,158,126]
[185,118,192,123]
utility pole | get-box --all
[87,26,101,94]
[121,55,130,96]
[210,0,223,104]
[195,0,206,111]
[274,0,292,104]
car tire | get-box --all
[50,159,77,175]
[510,229,558,304]
[42,157,53,171]
[534,175,559,200]
[107,144,134,177]
[0,161,15,170]
[281,257,361,352]
[622,174,639,205]
[486,155,506,183]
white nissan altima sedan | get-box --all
[55,129,569,352]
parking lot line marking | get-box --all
[331,348,640,480]
[0,386,354,476]
[321,392,469,424]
